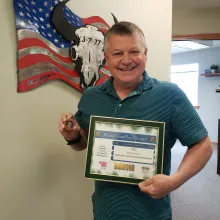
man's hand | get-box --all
[58,113,81,141]
[139,136,213,199]
[138,174,177,199]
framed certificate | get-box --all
[85,116,165,185]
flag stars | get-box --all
[35,23,39,27]
[38,8,43,13]
[34,17,38,21]
[27,13,31,17]
[54,0,59,4]
[18,3,23,8]
[33,9,37,13]
[20,21,26,26]
[48,33,52,37]
[61,43,65,48]
[43,1,48,6]
[28,20,32,25]
[19,12,25,17]
[50,6,54,11]
[46,24,51,28]
[26,6,30,11]
[53,29,57,33]
[45,13,49,18]
[31,1,36,5]
[41,25,45,29]
[40,17,44,22]
[54,39,59,43]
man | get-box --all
[58,21,213,220]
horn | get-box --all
[52,0,78,42]
[111,13,118,24]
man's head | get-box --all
[104,21,148,88]
[104,22,147,87]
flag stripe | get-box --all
[18,38,72,63]
[18,54,78,77]
[18,29,70,57]
[18,61,78,81]
[19,47,75,69]
[18,71,82,93]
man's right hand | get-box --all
[58,113,81,141]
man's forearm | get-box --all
[171,136,213,189]
[69,131,88,151]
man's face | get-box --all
[104,33,147,86]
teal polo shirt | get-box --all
[75,72,208,220]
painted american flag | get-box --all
[13,0,111,93]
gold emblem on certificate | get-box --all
[85,116,165,185]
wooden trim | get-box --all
[172,33,220,41]
[194,106,200,109]
[200,73,220,77]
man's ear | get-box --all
[144,48,148,56]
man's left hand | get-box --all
[138,174,177,199]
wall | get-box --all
[0,0,172,220]
[172,7,220,35]
[172,47,220,142]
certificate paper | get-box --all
[85,116,165,185]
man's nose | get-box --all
[121,54,132,65]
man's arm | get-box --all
[171,135,213,187]
[139,136,213,198]
[69,129,88,151]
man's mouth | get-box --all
[118,66,136,71]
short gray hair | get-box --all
[104,21,147,52]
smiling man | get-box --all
[58,22,212,220]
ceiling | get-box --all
[172,0,220,54]
[173,0,220,9]
[172,40,220,54]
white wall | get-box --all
[172,48,220,142]
[0,0,172,220]
[173,8,220,35]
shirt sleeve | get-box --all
[74,93,86,128]
[170,85,208,146]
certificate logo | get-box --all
[99,161,107,168]
[142,166,150,173]
[95,131,101,137]
[114,163,135,171]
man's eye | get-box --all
[113,53,122,56]
[131,51,139,54]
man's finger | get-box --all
[60,113,67,121]
[139,185,152,195]
[66,113,74,120]
[139,179,153,188]
[58,119,65,129]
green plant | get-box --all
[210,64,218,70]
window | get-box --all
[171,63,199,106]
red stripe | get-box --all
[17,70,106,93]
[82,16,110,28]
[18,38,72,63]
[18,54,79,77]
[18,71,82,93]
